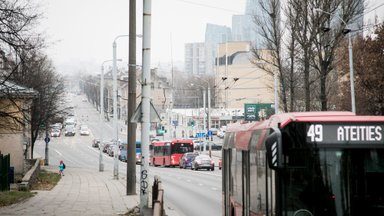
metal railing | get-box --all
[0,153,10,191]
[152,175,164,216]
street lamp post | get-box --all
[112,35,142,180]
[315,8,356,113]
[100,59,121,172]
[191,78,211,155]
[112,37,121,180]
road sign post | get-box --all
[44,129,50,166]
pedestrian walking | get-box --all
[59,160,66,176]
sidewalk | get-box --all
[0,165,142,216]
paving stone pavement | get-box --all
[0,166,142,216]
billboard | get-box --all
[244,103,275,121]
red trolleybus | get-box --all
[222,112,384,216]
[152,139,194,167]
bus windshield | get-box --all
[171,142,193,154]
[282,148,384,216]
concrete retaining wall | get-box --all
[18,158,40,190]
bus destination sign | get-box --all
[306,123,384,145]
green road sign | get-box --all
[244,103,275,121]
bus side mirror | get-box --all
[266,127,282,170]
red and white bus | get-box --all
[151,139,194,167]
[222,112,384,216]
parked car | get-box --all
[217,130,225,139]
[219,158,222,170]
[102,142,112,153]
[119,149,127,162]
[191,154,215,171]
[194,141,222,151]
[92,139,100,148]
[79,124,90,136]
[51,129,61,137]
[179,152,199,169]
[107,144,118,157]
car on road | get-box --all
[119,149,127,162]
[92,139,100,148]
[107,144,118,157]
[191,154,215,171]
[51,123,62,130]
[102,142,112,153]
[217,130,225,139]
[79,124,90,136]
[51,129,61,137]
[179,152,199,169]
[64,125,75,136]
[65,117,76,127]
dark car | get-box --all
[179,152,199,169]
[119,149,127,162]
[191,154,215,171]
[107,145,117,157]
[194,141,222,151]
[92,139,100,148]
[102,142,111,153]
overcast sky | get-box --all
[38,0,383,75]
[38,0,245,75]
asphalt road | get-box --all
[35,93,222,216]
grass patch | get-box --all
[0,169,60,207]
[30,169,61,191]
[0,191,36,207]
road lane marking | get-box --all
[54,149,63,156]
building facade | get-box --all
[184,43,206,75]
[215,41,274,117]
[0,81,36,175]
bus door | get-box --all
[223,132,235,216]
[243,150,250,216]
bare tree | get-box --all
[251,0,288,112]
[10,50,65,158]
[312,0,365,111]
[0,0,42,132]
[0,0,67,158]
[252,0,366,112]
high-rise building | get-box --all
[205,24,232,75]
[184,42,206,75]
[231,0,270,49]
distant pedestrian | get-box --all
[59,160,66,176]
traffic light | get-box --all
[188,120,195,127]
[161,126,167,133]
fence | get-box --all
[0,153,10,191]
[152,175,164,216]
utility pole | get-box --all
[112,40,119,180]
[140,0,151,212]
[127,0,137,195]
